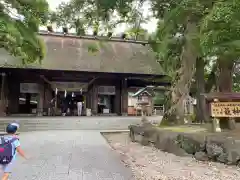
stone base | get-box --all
[121,113,128,116]
[195,151,209,161]
[228,118,236,130]
[129,124,240,165]
[212,118,221,132]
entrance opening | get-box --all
[18,93,39,114]
[98,95,115,114]
[53,91,86,116]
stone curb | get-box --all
[100,130,130,133]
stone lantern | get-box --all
[138,99,149,123]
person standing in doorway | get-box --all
[49,96,56,116]
[77,95,83,116]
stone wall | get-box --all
[129,124,240,165]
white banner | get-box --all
[20,83,40,93]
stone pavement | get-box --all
[3,131,133,180]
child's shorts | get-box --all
[0,162,14,173]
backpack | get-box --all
[0,136,18,164]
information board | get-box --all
[210,102,240,117]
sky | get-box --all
[46,0,158,34]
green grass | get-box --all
[158,126,207,133]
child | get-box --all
[0,123,27,180]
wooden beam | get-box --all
[40,75,98,91]
[40,75,52,85]
[87,77,98,88]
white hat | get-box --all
[10,123,20,129]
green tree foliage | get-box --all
[149,0,206,124]
[148,0,240,127]
[153,91,165,105]
[233,62,240,92]
[0,0,49,63]
[200,0,240,129]
[50,0,150,37]
[201,0,240,59]
[50,0,151,53]
[126,27,148,40]
[200,0,240,99]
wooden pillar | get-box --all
[121,78,128,116]
[37,84,44,116]
[43,84,52,109]
[85,92,89,109]
[0,73,6,116]
[88,92,91,109]
[91,84,98,115]
[88,88,92,111]
[43,84,52,116]
[115,81,121,115]
[89,92,93,110]
[0,73,5,101]
[86,88,91,109]
[8,76,20,114]
[87,85,92,112]
[54,88,58,109]
[25,93,31,113]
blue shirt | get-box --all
[2,135,20,161]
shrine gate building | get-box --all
[0,31,169,116]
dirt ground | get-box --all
[103,132,240,180]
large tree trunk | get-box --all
[205,64,217,93]
[161,20,198,125]
[161,76,185,125]
[218,59,236,129]
[196,57,207,123]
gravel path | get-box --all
[103,132,240,180]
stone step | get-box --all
[0,121,132,126]
[0,116,162,132]
[8,127,129,132]
[0,126,130,132]
[0,117,143,132]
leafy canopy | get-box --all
[0,0,49,63]
[50,0,150,35]
[200,0,240,59]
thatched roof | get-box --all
[0,32,164,75]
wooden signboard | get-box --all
[210,102,240,117]
[20,83,40,93]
